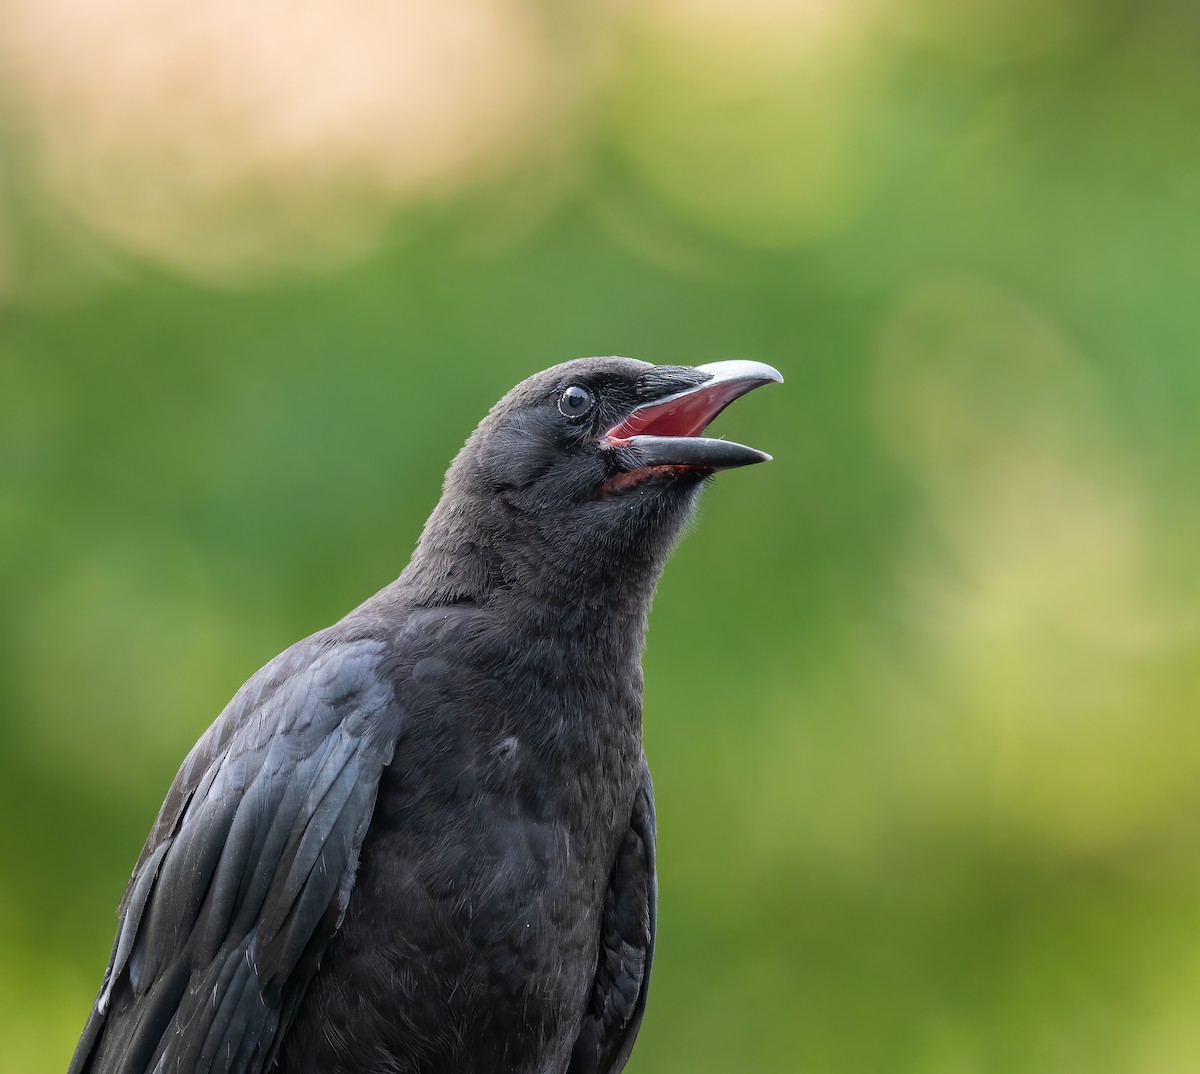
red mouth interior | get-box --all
[605,380,751,442]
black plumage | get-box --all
[68,356,780,1074]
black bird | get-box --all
[68,356,782,1074]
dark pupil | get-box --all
[564,386,589,411]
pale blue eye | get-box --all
[558,385,593,418]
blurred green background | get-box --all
[3,1,1199,1072]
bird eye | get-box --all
[558,384,594,419]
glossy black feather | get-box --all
[568,770,657,1074]
[69,636,403,1074]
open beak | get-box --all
[604,360,783,476]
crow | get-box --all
[68,356,781,1074]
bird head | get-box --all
[406,357,782,610]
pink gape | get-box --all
[606,359,780,442]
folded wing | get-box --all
[568,764,657,1074]
[69,636,403,1074]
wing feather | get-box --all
[568,762,658,1074]
[68,635,403,1074]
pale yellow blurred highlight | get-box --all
[875,278,1200,856]
[0,0,552,276]
[0,0,905,277]
[611,0,883,247]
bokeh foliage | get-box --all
[2,2,1199,1072]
